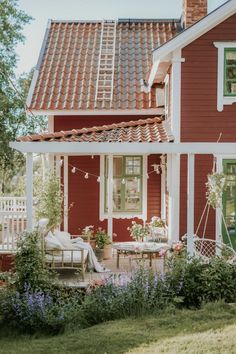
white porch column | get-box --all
[107,154,113,241]
[187,153,195,256]
[160,155,166,220]
[168,153,180,244]
[63,156,68,232]
[48,115,54,171]
[26,153,34,232]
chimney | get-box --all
[182,0,208,29]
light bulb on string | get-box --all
[97,176,101,183]
[71,167,76,173]
[91,155,94,159]
[59,159,63,166]
[121,178,125,184]
[84,172,89,179]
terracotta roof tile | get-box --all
[29,20,181,111]
[17,117,174,143]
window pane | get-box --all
[113,156,123,177]
[113,179,122,211]
[125,156,141,175]
[226,51,236,65]
[125,178,141,211]
[225,50,236,96]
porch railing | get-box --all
[0,197,27,252]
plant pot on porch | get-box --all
[95,248,104,262]
[103,244,112,260]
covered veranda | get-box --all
[10,140,236,256]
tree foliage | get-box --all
[0,0,46,194]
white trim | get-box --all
[187,153,195,256]
[63,156,68,232]
[27,20,51,108]
[55,155,61,178]
[107,154,113,239]
[153,0,236,62]
[215,153,236,243]
[10,142,236,155]
[160,155,166,220]
[168,153,180,244]
[171,50,182,143]
[215,154,223,243]
[26,70,39,107]
[99,155,105,221]
[99,155,147,221]
[214,42,236,111]
[29,108,164,116]
[26,153,34,232]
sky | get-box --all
[15,0,227,76]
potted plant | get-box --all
[81,225,96,248]
[127,221,150,242]
[94,228,111,261]
[149,216,167,242]
[149,216,166,233]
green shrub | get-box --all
[78,269,170,328]
[0,286,82,334]
[13,230,56,293]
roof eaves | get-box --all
[152,0,234,61]
[26,19,52,107]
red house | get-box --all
[10,0,236,253]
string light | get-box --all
[91,155,94,159]
[60,159,63,166]
[68,162,161,183]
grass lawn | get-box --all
[0,302,236,354]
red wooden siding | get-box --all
[180,13,236,238]
[55,116,162,241]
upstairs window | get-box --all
[224,49,236,96]
[214,42,236,111]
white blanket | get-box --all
[71,238,110,273]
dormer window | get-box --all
[214,42,236,111]
[224,49,236,96]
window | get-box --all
[104,156,143,213]
[224,49,236,96]
[214,42,236,111]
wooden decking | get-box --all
[57,251,166,288]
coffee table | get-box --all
[113,242,170,269]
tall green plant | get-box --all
[35,173,63,229]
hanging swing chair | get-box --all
[191,159,236,262]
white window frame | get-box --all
[214,154,236,244]
[214,42,236,112]
[99,154,147,221]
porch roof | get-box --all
[17,116,174,143]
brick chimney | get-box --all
[182,0,208,28]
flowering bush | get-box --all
[149,216,166,228]
[206,172,226,209]
[0,284,81,333]
[82,225,95,241]
[127,221,150,241]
